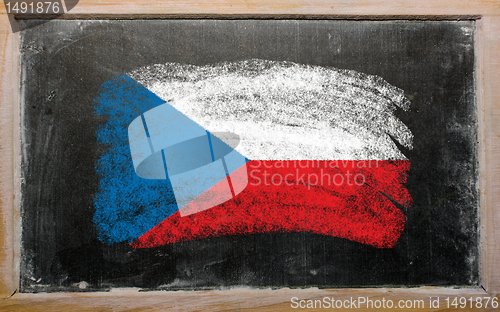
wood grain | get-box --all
[0,12,19,300]
[1,0,500,310]
[0,0,498,15]
[480,14,500,294]
[1,288,499,311]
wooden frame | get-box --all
[1,1,499,310]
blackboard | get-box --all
[19,19,478,292]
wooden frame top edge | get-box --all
[1,0,500,16]
[10,14,483,20]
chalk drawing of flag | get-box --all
[94,59,413,249]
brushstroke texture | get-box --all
[132,160,411,249]
[93,75,178,244]
[95,60,413,247]
[129,60,413,160]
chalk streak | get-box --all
[129,59,413,161]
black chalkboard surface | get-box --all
[19,19,478,292]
